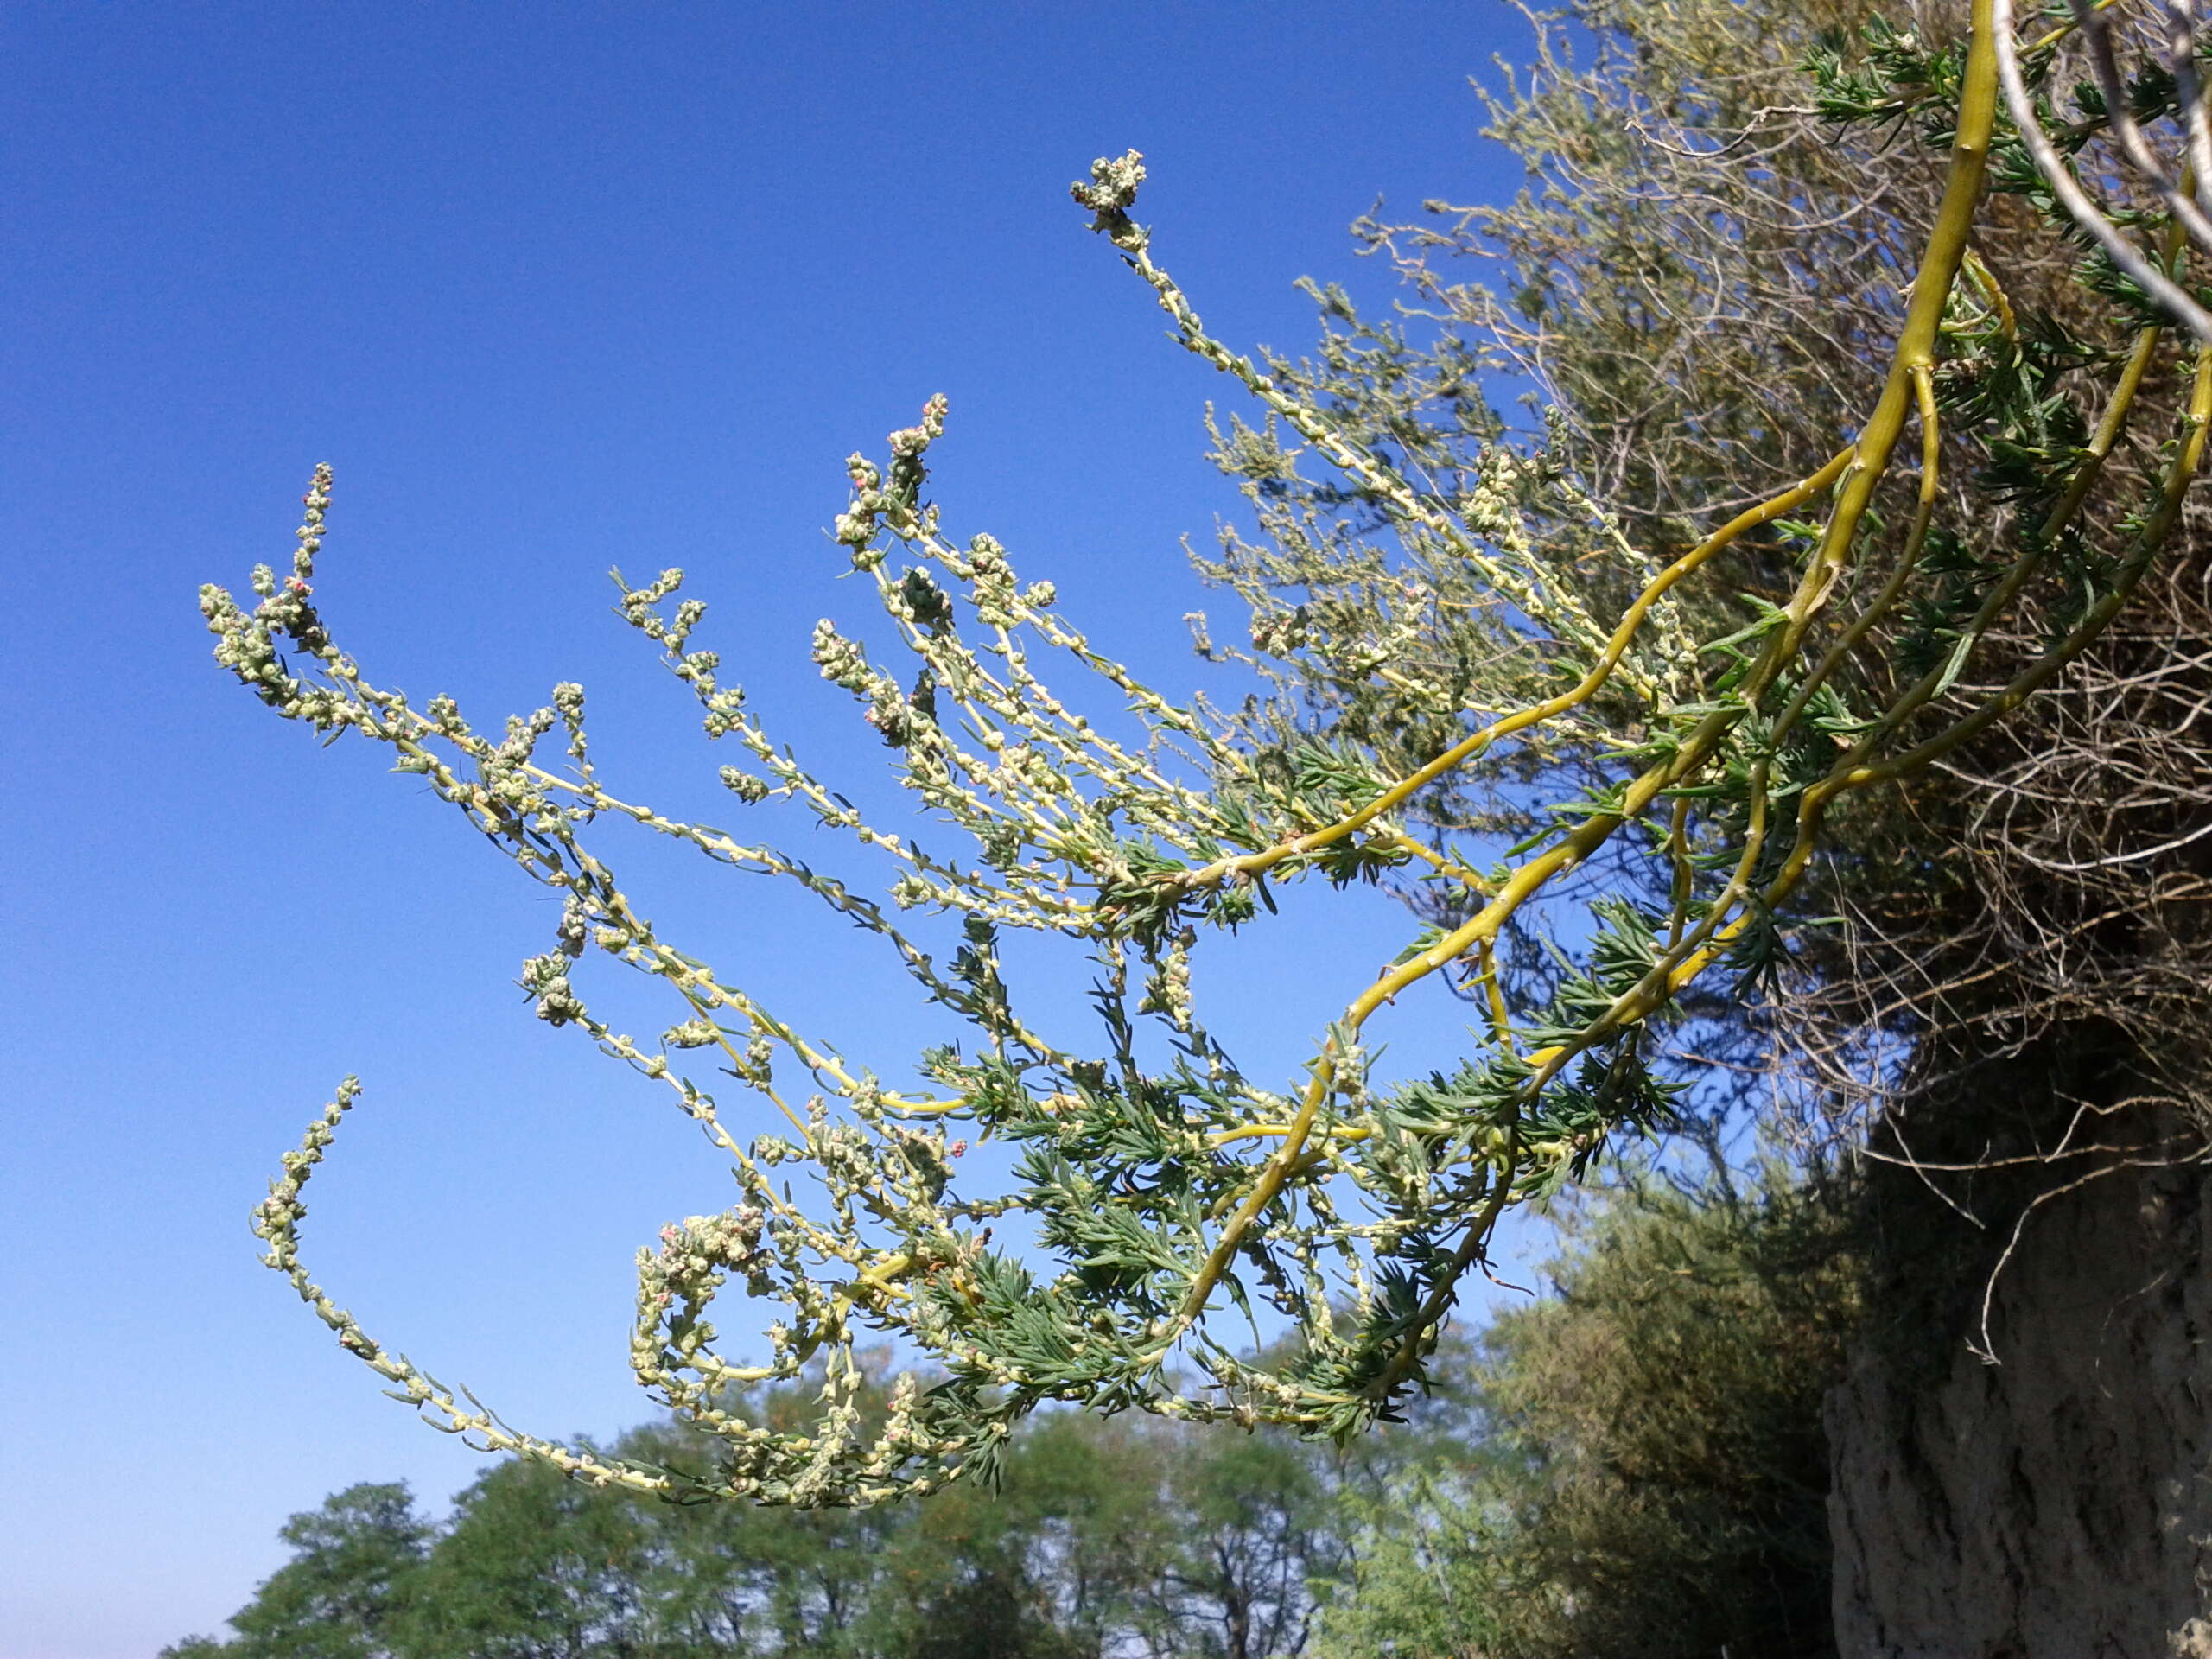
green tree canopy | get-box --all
[162,1483,431,1659]
[170,1370,1376,1659]
[1315,1166,1855,1658]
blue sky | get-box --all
[2,6,1541,1654]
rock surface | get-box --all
[1828,1131,2212,1657]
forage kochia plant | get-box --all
[208,6,2212,1504]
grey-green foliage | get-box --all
[202,4,2212,1506]
[1313,1166,1857,1659]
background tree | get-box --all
[167,1367,1377,1659]
[161,1484,432,1659]
[1135,1429,1340,1659]
[1314,1165,1855,1658]
[392,1453,657,1659]
[169,1174,1864,1659]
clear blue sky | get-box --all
[2,6,1536,1655]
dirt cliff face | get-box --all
[1827,1121,2212,1658]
